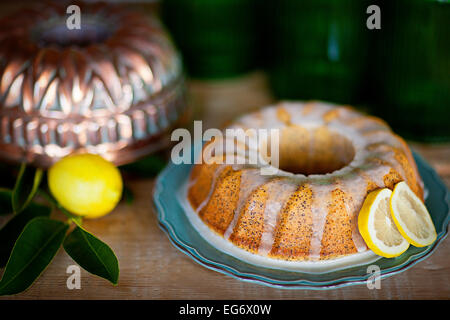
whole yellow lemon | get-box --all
[48,153,123,219]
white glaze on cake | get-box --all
[187,101,424,263]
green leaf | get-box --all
[0,217,68,296]
[64,226,119,285]
[12,163,44,214]
[0,189,13,215]
[0,203,52,267]
[120,154,167,178]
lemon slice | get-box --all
[390,181,437,247]
[358,188,410,258]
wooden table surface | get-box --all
[2,74,450,300]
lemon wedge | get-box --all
[390,181,437,247]
[358,188,410,258]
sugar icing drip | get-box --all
[239,107,285,130]
[258,179,298,255]
[282,102,329,126]
[357,148,393,188]
[224,169,269,239]
[361,163,391,188]
[379,152,407,181]
[338,171,369,252]
[308,181,335,260]
[364,129,399,145]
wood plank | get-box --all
[3,147,450,300]
[1,75,449,300]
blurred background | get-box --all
[1,0,449,142]
[162,0,450,142]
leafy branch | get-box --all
[0,163,120,296]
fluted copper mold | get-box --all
[0,3,187,167]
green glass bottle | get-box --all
[161,0,256,79]
[268,0,369,105]
[374,0,450,142]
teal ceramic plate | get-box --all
[154,152,449,289]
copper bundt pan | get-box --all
[0,3,188,167]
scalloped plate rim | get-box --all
[153,151,449,290]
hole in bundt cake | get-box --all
[267,125,356,175]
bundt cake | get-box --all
[186,101,423,262]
